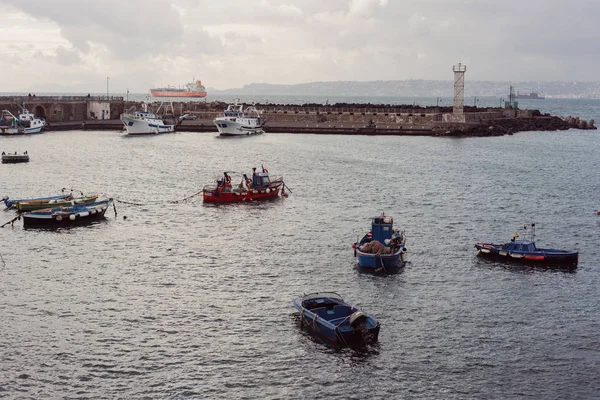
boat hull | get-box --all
[214,118,264,136]
[293,294,380,346]
[355,249,405,269]
[203,186,281,203]
[150,90,207,98]
[22,200,112,228]
[298,312,380,345]
[475,243,578,268]
[2,155,29,163]
[120,115,175,135]
[0,127,43,135]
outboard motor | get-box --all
[350,311,374,343]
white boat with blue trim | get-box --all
[0,109,45,135]
[214,100,264,136]
[120,103,175,135]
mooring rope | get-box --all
[112,189,205,206]
[0,215,20,228]
[113,199,146,206]
[167,189,204,204]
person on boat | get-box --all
[24,151,27,155]
[242,174,252,190]
[223,172,232,188]
[1,152,4,155]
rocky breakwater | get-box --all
[443,113,596,137]
[561,116,595,130]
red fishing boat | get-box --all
[202,166,287,203]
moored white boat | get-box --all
[0,109,45,135]
[120,103,175,135]
[214,100,264,136]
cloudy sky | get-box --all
[1,0,598,93]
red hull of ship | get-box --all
[150,90,207,98]
[203,188,281,203]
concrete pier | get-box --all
[0,96,595,136]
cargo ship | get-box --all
[515,91,545,100]
[150,79,207,98]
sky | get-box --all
[1,0,599,93]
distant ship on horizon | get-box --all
[150,79,207,98]
[515,91,545,100]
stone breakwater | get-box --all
[0,96,595,137]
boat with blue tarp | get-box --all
[353,213,406,270]
[293,292,380,346]
[16,194,99,212]
[474,223,578,268]
[22,199,113,227]
[3,193,73,210]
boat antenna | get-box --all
[531,223,535,242]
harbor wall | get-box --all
[0,96,124,121]
[1,96,595,136]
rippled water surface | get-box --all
[1,124,600,399]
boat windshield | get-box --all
[513,242,536,252]
[301,292,343,302]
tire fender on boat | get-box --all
[55,215,62,221]
[69,214,76,221]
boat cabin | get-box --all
[252,172,270,187]
[370,214,394,243]
[502,240,537,252]
[224,104,244,117]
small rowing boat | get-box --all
[293,292,380,346]
[22,199,113,227]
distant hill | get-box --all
[209,80,600,99]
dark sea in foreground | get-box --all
[1,96,600,399]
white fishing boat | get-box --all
[120,103,175,135]
[0,109,45,135]
[214,100,264,137]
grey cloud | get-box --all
[55,45,81,65]
[5,0,186,59]
[2,0,600,91]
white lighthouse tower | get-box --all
[452,63,466,114]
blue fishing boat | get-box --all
[22,199,113,227]
[474,223,578,268]
[353,213,406,270]
[293,292,380,346]
[3,193,72,210]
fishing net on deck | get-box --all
[359,240,392,255]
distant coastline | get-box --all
[3,79,600,100]
[206,80,600,100]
